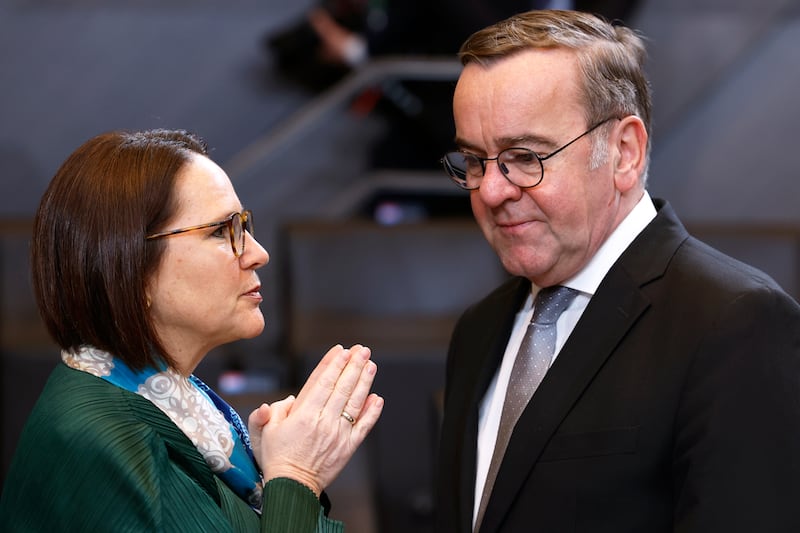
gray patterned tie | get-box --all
[474,285,578,532]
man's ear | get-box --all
[613,115,648,192]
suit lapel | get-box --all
[479,200,689,532]
[448,277,531,533]
[460,278,531,531]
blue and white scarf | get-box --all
[63,345,263,510]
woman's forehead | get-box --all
[170,155,241,222]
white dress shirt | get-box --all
[472,192,658,526]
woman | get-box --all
[0,129,383,531]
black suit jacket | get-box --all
[435,200,800,532]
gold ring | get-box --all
[340,410,356,425]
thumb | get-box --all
[267,395,296,424]
[247,403,271,433]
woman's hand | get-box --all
[247,402,272,465]
[248,344,383,496]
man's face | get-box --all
[453,48,622,287]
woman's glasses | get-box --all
[146,210,253,257]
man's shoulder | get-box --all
[676,235,789,297]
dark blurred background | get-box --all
[1,0,799,531]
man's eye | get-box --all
[211,226,227,238]
[505,150,537,163]
[463,156,483,171]
[514,151,537,163]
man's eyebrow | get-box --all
[498,133,557,149]
[452,137,482,153]
[453,133,557,153]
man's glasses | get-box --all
[441,118,614,190]
[146,210,253,257]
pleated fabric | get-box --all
[0,363,343,533]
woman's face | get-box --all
[147,153,269,375]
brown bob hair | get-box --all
[31,129,208,370]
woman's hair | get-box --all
[459,9,652,178]
[31,128,209,370]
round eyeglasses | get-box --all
[441,119,613,190]
[145,210,253,257]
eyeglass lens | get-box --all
[444,149,544,189]
[232,211,253,257]
[232,214,243,256]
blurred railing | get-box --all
[224,56,462,181]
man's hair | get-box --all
[31,129,208,370]
[460,10,652,176]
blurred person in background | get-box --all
[267,0,640,170]
[0,128,383,532]
[436,10,800,532]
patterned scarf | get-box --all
[62,345,263,510]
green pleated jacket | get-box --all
[0,363,344,532]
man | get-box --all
[435,10,800,533]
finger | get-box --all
[348,393,384,445]
[322,345,372,419]
[294,345,350,409]
[341,359,378,422]
[300,344,344,392]
[266,395,295,425]
[247,403,271,433]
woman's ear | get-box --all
[612,115,648,192]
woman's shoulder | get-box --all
[24,363,186,454]
[40,362,153,417]
[3,364,224,531]
[10,361,210,490]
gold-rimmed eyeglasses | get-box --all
[145,210,253,257]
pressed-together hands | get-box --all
[247,344,383,497]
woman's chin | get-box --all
[236,312,266,341]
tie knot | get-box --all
[532,286,578,325]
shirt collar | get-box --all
[560,191,656,296]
